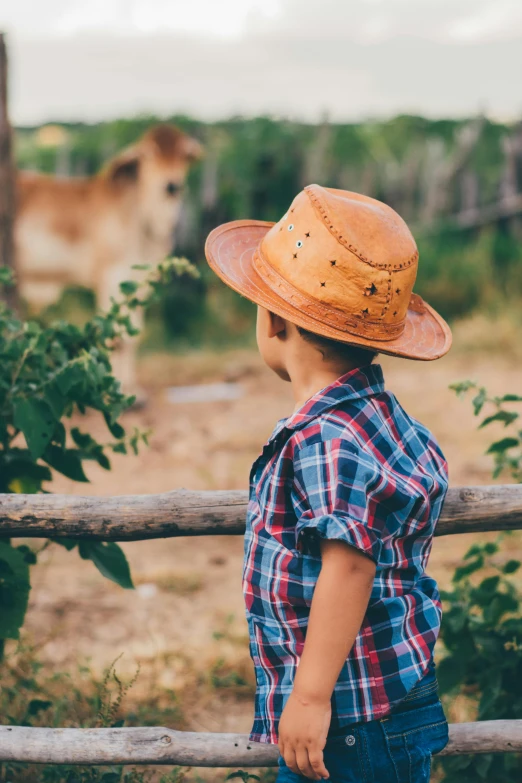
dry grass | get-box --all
[134,571,204,596]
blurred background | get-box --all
[1,2,522,780]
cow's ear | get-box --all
[105,149,140,185]
[180,136,204,163]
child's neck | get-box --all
[288,360,360,412]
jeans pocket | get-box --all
[380,700,449,782]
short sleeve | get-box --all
[292,439,389,565]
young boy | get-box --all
[205,185,452,782]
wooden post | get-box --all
[0,32,17,310]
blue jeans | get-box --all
[276,668,449,782]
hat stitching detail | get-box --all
[252,247,405,342]
[381,273,392,317]
[304,185,418,271]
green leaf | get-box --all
[16,545,37,565]
[13,399,56,460]
[44,383,66,419]
[119,280,139,295]
[100,773,120,783]
[479,410,519,429]
[0,542,31,639]
[472,387,487,415]
[95,452,111,471]
[445,606,468,633]
[478,575,500,593]
[56,364,85,395]
[502,560,521,574]
[449,380,476,397]
[483,593,517,624]
[53,538,78,551]
[43,446,89,482]
[0,266,15,286]
[474,753,494,779]
[0,450,52,493]
[495,394,522,403]
[27,699,52,716]
[453,556,484,583]
[436,654,470,694]
[464,543,484,560]
[71,428,111,471]
[104,412,126,439]
[70,427,95,449]
[78,542,134,589]
[486,437,520,454]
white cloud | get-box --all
[2,0,521,124]
[0,0,281,40]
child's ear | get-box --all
[267,311,287,339]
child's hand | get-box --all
[278,689,331,780]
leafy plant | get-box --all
[0,258,198,652]
[437,380,522,781]
[96,654,141,729]
[450,380,522,480]
[437,536,522,782]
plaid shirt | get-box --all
[244,363,449,743]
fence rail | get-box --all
[1,484,522,540]
[1,483,522,767]
[1,721,522,766]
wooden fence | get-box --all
[1,484,522,767]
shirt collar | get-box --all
[267,363,385,444]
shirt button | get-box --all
[345,735,356,746]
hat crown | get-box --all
[255,185,419,340]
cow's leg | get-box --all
[97,264,147,405]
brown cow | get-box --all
[15,124,203,393]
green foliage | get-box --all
[0,257,198,646]
[438,381,522,781]
[96,655,141,729]
[0,542,32,639]
[16,114,522,343]
[450,381,522,480]
[0,644,187,783]
[437,536,522,783]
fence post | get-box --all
[0,31,17,310]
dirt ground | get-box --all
[20,314,522,741]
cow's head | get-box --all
[103,124,203,259]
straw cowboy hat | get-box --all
[205,184,452,360]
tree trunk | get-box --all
[0,32,17,310]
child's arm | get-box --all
[278,539,376,781]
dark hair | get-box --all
[296,326,378,366]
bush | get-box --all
[437,537,522,783]
[0,258,198,653]
[436,381,522,781]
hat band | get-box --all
[252,247,406,342]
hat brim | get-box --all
[205,220,452,361]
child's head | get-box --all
[256,306,377,382]
[205,185,452,365]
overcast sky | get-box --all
[2,0,521,125]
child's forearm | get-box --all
[293,538,376,704]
